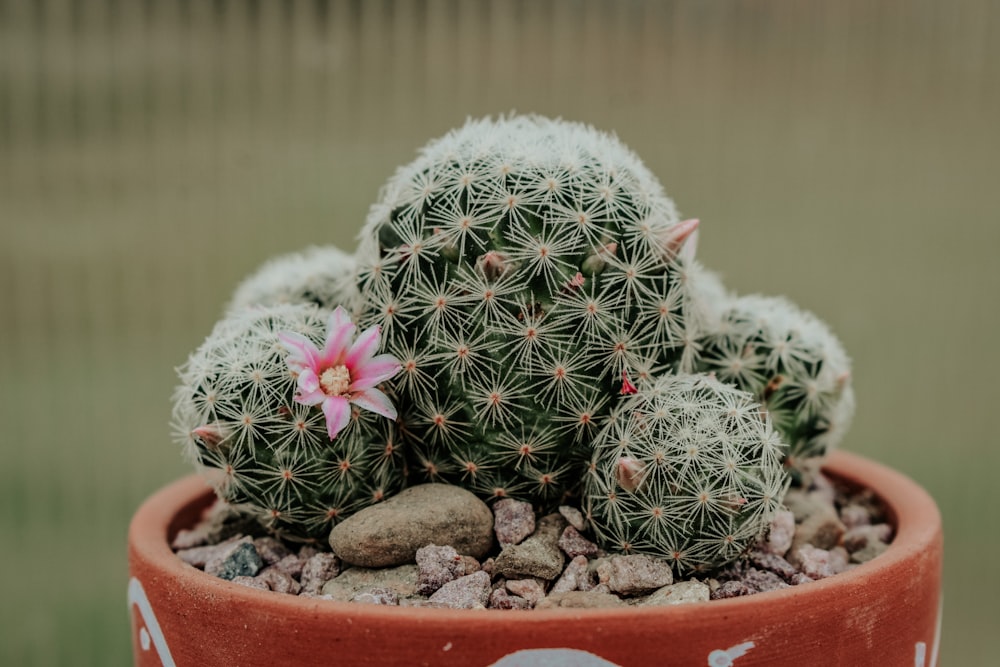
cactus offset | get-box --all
[354,115,705,504]
[583,374,788,574]
[695,295,854,478]
[227,245,358,314]
[172,303,405,540]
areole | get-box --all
[128,451,942,667]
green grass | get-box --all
[1,0,997,664]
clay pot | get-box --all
[128,451,942,667]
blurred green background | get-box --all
[1,0,996,664]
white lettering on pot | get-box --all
[128,577,177,667]
[707,641,755,666]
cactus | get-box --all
[353,114,705,504]
[583,373,788,574]
[227,245,358,313]
[171,303,405,540]
[695,295,854,478]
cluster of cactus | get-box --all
[171,114,853,572]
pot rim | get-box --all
[129,449,940,623]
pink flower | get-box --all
[278,307,401,440]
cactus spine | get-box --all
[172,303,405,540]
[584,374,788,574]
[354,115,704,504]
[227,245,358,314]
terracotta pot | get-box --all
[128,451,942,667]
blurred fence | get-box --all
[1,1,997,664]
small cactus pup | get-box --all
[354,114,705,505]
[695,294,855,481]
[172,303,405,541]
[227,245,358,313]
[584,373,789,575]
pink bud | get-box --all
[664,218,700,258]
[620,371,638,396]
[191,424,225,450]
[616,457,644,493]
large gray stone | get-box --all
[329,484,494,567]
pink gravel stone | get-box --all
[428,571,491,609]
[489,588,532,610]
[300,552,341,595]
[493,498,536,547]
[843,524,893,552]
[257,568,302,594]
[558,506,587,532]
[231,576,268,591]
[176,534,246,568]
[839,504,872,529]
[253,537,293,566]
[416,544,466,596]
[761,510,795,556]
[794,544,837,579]
[504,578,547,606]
[351,587,399,605]
[551,555,590,594]
[596,554,673,595]
[461,555,481,575]
[557,526,599,559]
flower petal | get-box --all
[350,354,402,391]
[295,368,326,405]
[350,387,397,420]
[322,307,357,366]
[278,331,320,373]
[322,396,352,440]
[345,325,382,368]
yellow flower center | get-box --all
[320,364,351,396]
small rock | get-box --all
[176,534,246,569]
[789,507,846,554]
[416,544,466,596]
[793,544,837,579]
[505,578,547,606]
[205,540,263,580]
[557,526,599,559]
[749,551,799,583]
[843,524,893,552]
[596,554,673,596]
[639,580,710,606]
[742,568,789,593]
[398,599,454,609]
[558,506,587,532]
[790,573,815,585]
[253,537,293,566]
[461,555,481,575]
[321,565,418,602]
[269,554,305,580]
[489,588,532,610]
[850,540,889,564]
[839,504,871,529]
[551,555,590,594]
[256,568,301,594]
[429,571,491,609]
[231,575,269,591]
[480,557,495,576]
[300,552,341,595]
[351,587,399,605]
[298,545,320,561]
[782,489,831,523]
[760,510,796,556]
[711,580,753,599]
[536,591,625,609]
[493,498,536,547]
[329,484,494,567]
[494,514,567,580]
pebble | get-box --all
[551,555,591,594]
[461,555,481,575]
[321,565,418,602]
[557,526,599,559]
[256,568,302,594]
[749,551,799,583]
[793,544,839,579]
[489,588,532,610]
[536,591,626,609]
[789,506,846,554]
[505,578,547,606]
[428,571,491,609]
[300,552,341,595]
[328,484,494,567]
[843,524,893,552]
[850,540,889,564]
[638,580,711,606]
[253,537,293,566]
[596,554,673,596]
[205,540,263,580]
[558,505,587,532]
[231,575,269,591]
[176,534,246,569]
[351,587,399,605]
[760,510,795,557]
[494,514,567,580]
[839,504,871,529]
[416,544,466,596]
[269,554,305,580]
[741,568,789,593]
[493,498,536,547]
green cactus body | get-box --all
[354,115,704,505]
[695,295,855,478]
[172,303,405,540]
[227,245,358,313]
[583,374,788,575]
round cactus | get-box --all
[227,245,358,313]
[353,115,704,504]
[694,295,854,478]
[583,373,788,575]
[172,303,405,540]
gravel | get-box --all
[173,470,895,608]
